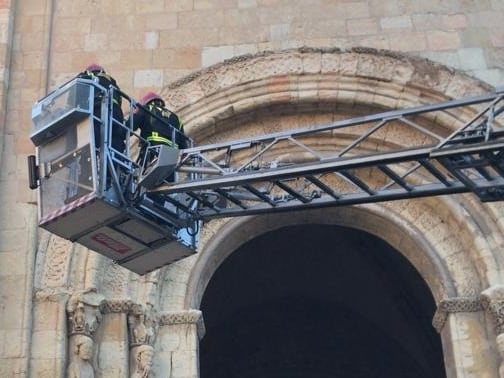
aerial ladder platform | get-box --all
[28,78,504,274]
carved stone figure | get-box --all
[67,290,104,337]
[128,305,157,347]
[67,334,95,378]
[131,344,155,378]
[73,302,86,333]
[66,290,105,378]
[133,314,149,345]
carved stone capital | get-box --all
[158,309,205,339]
[67,289,105,337]
[433,296,483,333]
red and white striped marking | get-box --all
[40,192,97,225]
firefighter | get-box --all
[128,91,187,165]
[77,64,126,153]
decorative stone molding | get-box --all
[162,47,492,134]
[432,296,483,332]
[159,309,205,339]
[101,299,134,314]
[433,288,504,336]
[42,236,73,288]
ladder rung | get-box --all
[243,184,277,206]
[305,175,341,199]
[274,180,311,203]
[378,164,412,191]
[419,159,452,187]
[339,170,376,195]
[214,188,248,209]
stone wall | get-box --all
[2,0,504,377]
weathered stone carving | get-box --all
[497,333,504,378]
[128,304,158,347]
[67,290,105,378]
[131,344,155,378]
[67,291,104,337]
[128,304,158,378]
[101,262,131,298]
[42,236,72,288]
[67,334,95,378]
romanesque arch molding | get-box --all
[163,47,493,142]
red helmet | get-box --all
[85,63,104,73]
[141,91,165,106]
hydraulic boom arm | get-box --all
[28,79,504,274]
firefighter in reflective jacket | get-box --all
[128,92,186,164]
[77,64,126,153]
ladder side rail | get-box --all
[154,146,436,194]
[196,182,473,220]
[181,91,503,156]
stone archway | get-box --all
[198,223,446,377]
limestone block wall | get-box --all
[1,0,504,377]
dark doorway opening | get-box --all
[200,224,446,378]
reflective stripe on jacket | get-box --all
[146,131,175,147]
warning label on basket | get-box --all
[91,232,131,254]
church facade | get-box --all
[1,0,504,377]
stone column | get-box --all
[481,285,504,378]
[98,300,132,377]
[66,289,105,378]
[155,310,204,378]
[29,291,69,378]
[432,295,498,377]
